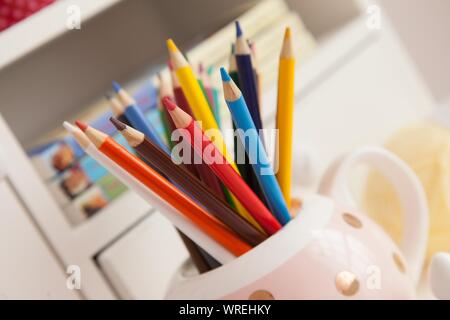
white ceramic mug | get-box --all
[166,147,428,299]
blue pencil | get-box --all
[112,81,170,155]
[220,68,291,225]
[234,21,264,137]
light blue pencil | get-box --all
[220,68,291,225]
[112,81,170,155]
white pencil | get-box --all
[63,121,234,264]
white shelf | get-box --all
[74,190,152,255]
[0,0,121,70]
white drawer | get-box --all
[0,179,78,299]
[97,212,189,299]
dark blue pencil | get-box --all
[234,21,264,138]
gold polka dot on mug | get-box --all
[393,252,406,274]
[248,290,275,300]
[342,213,363,229]
[335,271,360,296]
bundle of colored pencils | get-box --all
[64,21,296,273]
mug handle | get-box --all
[318,146,428,285]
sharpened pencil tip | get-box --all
[235,21,243,38]
[162,96,177,111]
[75,120,88,132]
[198,62,204,74]
[167,59,173,71]
[112,81,122,93]
[63,121,75,132]
[284,27,291,39]
[220,67,231,82]
[110,117,126,131]
[166,39,178,53]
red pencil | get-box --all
[162,97,281,235]
[169,61,228,202]
[75,120,252,257]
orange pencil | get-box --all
[75,121,251,257]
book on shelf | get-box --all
[27,79,161,226]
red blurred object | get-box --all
[0,0,55,32]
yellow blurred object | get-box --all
[364,122,450,266]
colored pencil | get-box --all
[112,81,170,154]
[65,121,213,274]
[198,63,221,128]
[75,120,252,258]
[177,231,219,273]
[106,91,171,178]
[157,71,176,149]
[158,71,220,271]
[230,46,250,183]
[221,68,291,225]
[167,39,263,232]
[197,63,215,112]
[275,27,295,207]
[207,65,222,129]
[229,46,268,204]
[107,77,221,272]
[248,41,263,109]
[111,118,267,247]
[163,97,281,235]
[158,70,198,176]
[106,93,129,125]
[166,39,234,167]
[169,63,228,202]
[229,44,240,87]
[234,21,264,137]
[63,122,237,264]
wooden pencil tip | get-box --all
[198,62,204,74]
[162,96,177,111]
[110,117,126,131]
[284,27,292,39]
[167,59,173,71]
[166,39,178,53]
[235,21,243,38]
[63,121,76,133]
[112,81,122,93]
[75,120,88,132]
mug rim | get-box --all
[166,194,335,299]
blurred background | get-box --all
[0,0,448,299]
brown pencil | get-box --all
[106,93,218,272]
[159,71,220,272]
[177,231,216,274]
[110,117,267,247]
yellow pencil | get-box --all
[167,38,264,233]
[275,27,295,208]
[167,40,231,159]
